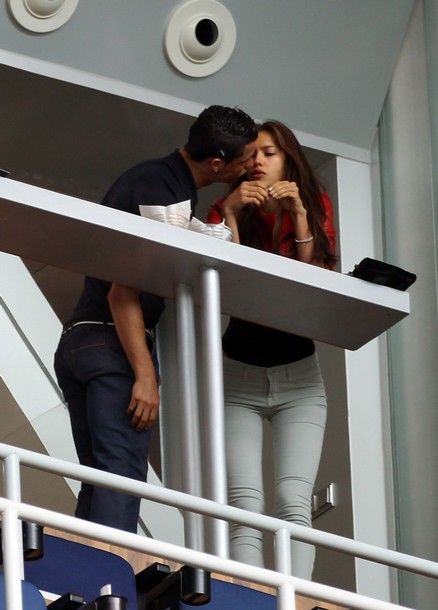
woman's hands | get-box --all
[220,179,311,251]
[267,181,306,217]
[222,180,269,215]
[221,181,269,244]
[222,179,306,217]
[267,181,314,262]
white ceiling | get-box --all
[0,0,415,150]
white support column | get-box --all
[175,282,204,551]
[2,504,23,610]
[200,267,229,559]
[4,453,24,580]
[336,156,392,601]
[277,580,296,610]
[275,527,292,576]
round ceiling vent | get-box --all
[165,0,236,78]
[8,0,79,32]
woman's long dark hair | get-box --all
[239,120,336,268]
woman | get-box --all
[207,120,336,579]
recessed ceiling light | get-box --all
[8,0,79,33]
[165,0,236,78]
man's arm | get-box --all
[108,284,159,431]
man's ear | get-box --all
[210,157,225,175]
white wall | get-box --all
[424,0,438,290]
[379,1,438,608]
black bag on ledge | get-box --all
[349,258,416,291]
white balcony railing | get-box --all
[1,443,437,610]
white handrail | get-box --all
[0,498,418,610]
[0,442,437,580]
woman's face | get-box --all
[247,130,286,185]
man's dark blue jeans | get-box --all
[54,323,158,533]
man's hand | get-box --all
[127,375,160,431]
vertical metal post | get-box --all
[275,527,292,576]
[200,266,229,558]
[175,282,204,552]
[277,580,296,610]
[4,454,24,579]
[2,504,24,610]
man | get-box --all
[54,105,257,533]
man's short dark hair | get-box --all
[185,105,257,163]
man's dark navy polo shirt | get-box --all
[67,151,198,328]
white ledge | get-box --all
[0,179,409,350]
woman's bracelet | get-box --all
[294,235,314,244]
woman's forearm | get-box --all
[290,208,315,263]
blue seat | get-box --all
[24,534,137,610]
[0,573,47,610]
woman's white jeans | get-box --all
[223,352,327,579]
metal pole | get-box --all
[200,267,229,558]
[2,504,23,610]
[277,580,296,610]
[4,454,24,579]
[275,527,292,576]
[175,282,204,552]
